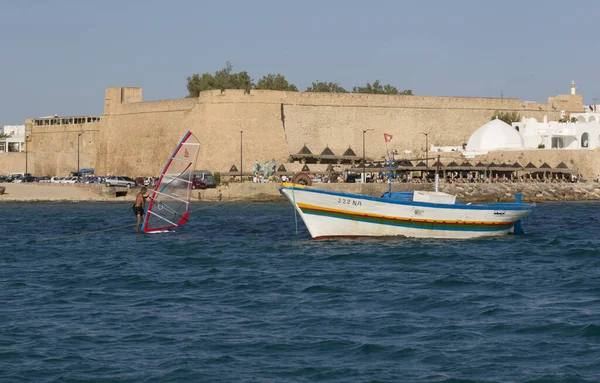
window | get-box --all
[581,132,589,148]
[8,142,20,152]
[0,142,5,152]
[551,137,564,149]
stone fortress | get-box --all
[4,83,600,179]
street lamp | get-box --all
[422,132,429,169]
[77,132,84,178]
[240,130,243,181]
[362,129,373,183]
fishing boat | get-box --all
[279,179,535,240]
[142,131,200,233]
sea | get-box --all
[1,201,600,383]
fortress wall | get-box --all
[0,153,26,175]
[23,87,586,178]
[99,108,194,176]
[100,89,583,175]
[26,122,102,176]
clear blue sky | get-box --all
[1,0,598,126]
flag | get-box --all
[384,133,393,143]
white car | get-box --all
[50,176,63,183]
[61,177,78,184]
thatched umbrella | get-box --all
[298,144,312,154]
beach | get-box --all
[2,181,600,203]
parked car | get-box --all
[16,176,37,183]
[61,177,78,184]
[105,176,136,188]
[50,176,63,183]
[134,177,145,187]
[193,170,215,188]
[191,176,207,189]
[0,176,9,183]
[38,176,51,183]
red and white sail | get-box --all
[142,131,200,233]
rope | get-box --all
[34,201,227,243]
[291,184,299,239]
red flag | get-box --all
[384,133,393,143]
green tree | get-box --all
[186,61,254,97]
[352,80,412,95]
[255,73,298,91]
[0,133,10,139]
[305,81,347,93]
[491,110,521,125]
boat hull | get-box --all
[280,184,534,240]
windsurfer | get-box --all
[133,187,149,232]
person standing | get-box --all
[132,187,149,232]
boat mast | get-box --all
[435,155,440,193]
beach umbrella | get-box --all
[298,144,312,155]
[301,164,310,172]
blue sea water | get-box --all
[1,201,600,382]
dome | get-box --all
[466,118,525,152]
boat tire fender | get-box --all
[292,172,312,186]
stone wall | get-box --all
[12,86,590,178]
[0,152,26,175]
[97,87,583,177]
[24,122,102,176]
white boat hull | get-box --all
[280,184,534,240]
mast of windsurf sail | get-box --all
[142,131,200,233]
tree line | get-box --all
[186,62,413,97]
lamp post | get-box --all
[422,132,429,169]
[25,135,28,176]
[240,130,243,181]
[362,129,373,183]
[77,132,84,178]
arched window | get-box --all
[588,116,597,123]
[581,132,589,148]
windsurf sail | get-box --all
[142,131,200,233]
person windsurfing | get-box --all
[133,187,149,232]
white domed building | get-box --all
[465,118,525,155]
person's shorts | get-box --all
[132,206,144,216]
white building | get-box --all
[464,118,525,156]
[513,112,600,150]
[0,125,26,153]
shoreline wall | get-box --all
[2,182,600,203]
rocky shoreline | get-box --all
[1,182,600,203]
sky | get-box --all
[1,0,598,126]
